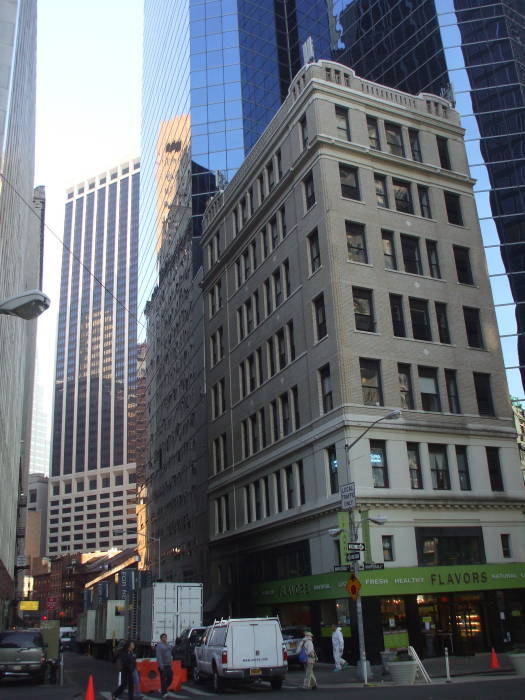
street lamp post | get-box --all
[0,290,50,320]
[342,408,401,684]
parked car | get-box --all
[193,617,287,691]
[172,626,206,669]
[281,626,308,666]
[0,629,47,683]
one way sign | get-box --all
[347,542,366,552]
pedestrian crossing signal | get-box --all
[346,574,361,600]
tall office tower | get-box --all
[201,59,525,653]
[48,159,140,556]
[330,0,525,399]
[0,0,39,627]
[141,0,335,589]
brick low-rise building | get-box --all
[200,60,525,658]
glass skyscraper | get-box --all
[48,159,140,555]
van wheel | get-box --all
[212,669,224,693]
[271,678,283,690]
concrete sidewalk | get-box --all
[285,651,516,688]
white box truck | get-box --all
[139,582,203,647]
[77,610,96,642]
[93,599,126,658]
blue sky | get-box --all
[34,0,143,403]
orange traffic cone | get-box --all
[489,647,500,670]
[85,673,95,700]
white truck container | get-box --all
[77,610,96,642]
[139,582,203,645]
[94,599,125,644]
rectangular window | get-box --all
[308,228,321,272]
[287,320,296,361]
[335,105,350,140]
[401,234,422,274]
[367,116,380,149]
[445,369,461,413]
[281,392,290,436]
[375,174,389,208]
[418,185,432,218]
[370,440,389,488]
[304,171,315,209]
[271,400,279,441]
[269,216,278,249]
[353,287,375,332]
[390,294,406,337]
[382,230,397,270]
[409,298,432,341]
[273,267,282,306]
[382,535,394,561]
[429,444,451,489]
[501,534,511,558]
[267,159,275,191]
[444,191,463,225]
[419,366,441,412]
[398,363,414,409]
[385,122,404,156]
[277,329,286,370]
[292,385,300,429]
[339,164,360,200]
[326,444,339,494]
[435,302,451,344]
[407,443,423,489]
[313,294,327,340]
[285,465,294,508]
[464,307,484,348]
[360,358,383,406]
[486,446,503,491]
[276,150,282,179]
[474,373,495,416]
[409,129,422,161]
[456,446,471,490]
[393,179,413,214]
[279,205,287,237]
[319,364,333,413]
[453,245,474,284]
[300,114,308,149]
[426,240,441,278]
[267,338,276,377]
[437,136,451,170]
[261,226,269,259]
[346,221,367,263]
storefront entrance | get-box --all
[416,593,486,656]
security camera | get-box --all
[367,516,387,526]
[328,528,343,538]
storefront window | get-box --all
[380,598,408,649]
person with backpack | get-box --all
[300,631,318,690]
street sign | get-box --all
[346,574,361,600]
[347,542,366,552]
[15,555,27,567]
[346,551,361,562]
[46,597,58,611]
[362,562,385,570]
[333,565,353,572]
[340,482,356,510]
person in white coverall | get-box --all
[331,624,347,671]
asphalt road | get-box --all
[0,653,523,700]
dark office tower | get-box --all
[48,160,140,556]
[332,0,525,396]
[141,1,332,590]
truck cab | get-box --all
[193,617,287,692]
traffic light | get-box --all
[42,615,47,621]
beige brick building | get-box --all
[201,60,525,657]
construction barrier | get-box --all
[136,659,188,693]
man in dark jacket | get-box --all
[112,641,137,699]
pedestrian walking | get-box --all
[112,640,137,700]
[301,631,318,690]
[156,632,173,698]
[331,624,347,671]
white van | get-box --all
[193,617,287,691]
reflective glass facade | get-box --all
[331,0,525,397]
[51,161,140,479]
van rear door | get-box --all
[230,620,280,669]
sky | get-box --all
[34,0,143,411]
